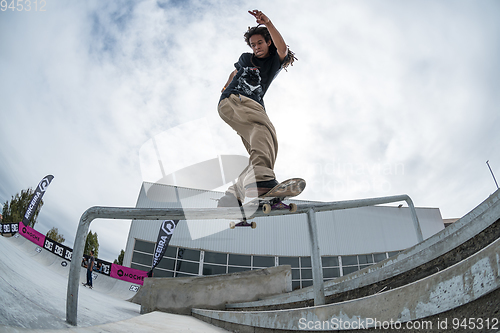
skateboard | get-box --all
[230,178,306,229]
[82,282,93,289]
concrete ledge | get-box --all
[133,265,292,315]
[192,236,500,331]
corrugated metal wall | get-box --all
[123,182,444,266]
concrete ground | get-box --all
[0,234,228,332]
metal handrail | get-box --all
[66,194,422,325]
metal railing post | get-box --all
[405,197,424,243]
[66,209,93,325]
[307,208,325,306]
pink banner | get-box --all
[18,221,45,247]
[110,264,148,285]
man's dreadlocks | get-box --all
[244,25,297,71]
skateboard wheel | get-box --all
[289,203,297,213]
[262,203,272,214]
[251,222,257,229]
[230,222,236,229]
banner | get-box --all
[43,237,73,262]
[81,254,112,276]
[22,175,54,226]
[11,222,149,286]
[148,219,179,277]
[111,264,149,284]
[19,221,46,247]
[1,223,19,234]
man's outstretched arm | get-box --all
[248,10,288,62]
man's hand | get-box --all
[248,9,288,62]
[248,10,270,25]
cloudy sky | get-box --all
[1,0,499,262]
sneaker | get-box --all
[245,179,279,198]
[217,192,242,207]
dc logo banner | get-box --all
[2,224,10,234]
[1,223,19,235]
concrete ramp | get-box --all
[192,189,500,331]
[226,188,500,311]
[193,235,500,331]
[0,234,142,329]
[132,265,292,315]
[3,233,140,301]
[0,232,230,332]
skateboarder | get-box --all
[83,250,95,289]
[218,9,296,207]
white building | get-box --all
[123,182,444,290]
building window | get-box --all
[229,253,251,267]
[134,239,155,254]
[175,248,200,277]
[132,251,152,267]
[253,255,274,268]
[203,263,227,275]
[228,266,251,273]
[340,252,394,277]
[323,267,341,279]
[228,253,252,274]
[177,248,200,262]
[130,239,404,289]
[280,256,300,290]
[152,269,174,277]
[374,252,388,262]
[279,257,299,268]
[175,260,199,276]
[299,257,313,288]
[388,251,400,258]
[341,255,359,275]
[205,251,228,265]
[322,256,339,267]
[157,257,176,271]
[322,256,341,281]
[358,254,374,270]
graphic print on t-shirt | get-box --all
[235,67,264,102]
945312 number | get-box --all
[1,0,46,11]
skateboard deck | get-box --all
[230,178,306,229]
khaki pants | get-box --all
[218,94,278,199]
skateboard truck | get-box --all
[229,200,297,229]
[228,178,305,229]
[229,220,257,229]
[230,199,256,229]
[261,198,298,214]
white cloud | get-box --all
[1,0,499,261]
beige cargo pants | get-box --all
[218,94,278,199]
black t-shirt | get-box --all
[220,51,287,108]
[87,255,94,271]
